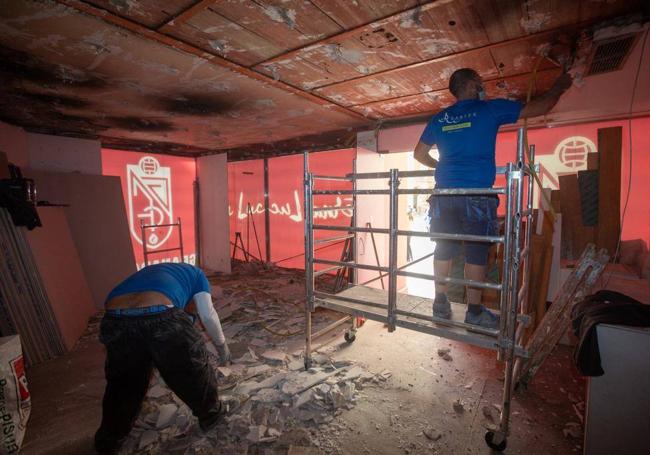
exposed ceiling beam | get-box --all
[54,0,371,121]
[156,0,217,31]
[312,20,597,92]
[255,0,455,67]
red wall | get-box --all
[495,117,650,245]
[102,149,197,269]
[228,149,355,269]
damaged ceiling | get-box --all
[0,0,645,160]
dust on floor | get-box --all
[22,261,586,454]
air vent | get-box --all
[586,34,637,76]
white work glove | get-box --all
[216,342,231,365]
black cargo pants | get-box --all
[94,308,220,454]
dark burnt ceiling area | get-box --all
[0,0,646,160]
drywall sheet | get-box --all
[197,153,231,273]
[25,171,136,308]
[24,207,95,350]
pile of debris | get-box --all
[117,348,385,454]
[113,261,384,453]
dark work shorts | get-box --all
[428,195,499,266]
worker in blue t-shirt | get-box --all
[414,67,571,328]
[94,263,230,455]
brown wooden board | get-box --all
[83,0,198,28]
[310,0,419,29]
[596,126,622,258]
[587,152,599,170]
[165,8,284,66]
[314,50,498,106]
[559,174,594,260]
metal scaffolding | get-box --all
[304,128,542,450]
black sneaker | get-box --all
[199,401,223,433]
[432,293,452,319]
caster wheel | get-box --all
[485,431,507,451]
[304,358,312,371]
[344,331,356,343]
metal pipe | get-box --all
[314,264,347,277]
[397,188,505,195]
[395,270,502,290]
[351,157,357,285]
[498,163,515,358]
[398,230,504,243]
[387,169,399,332]
[498,127,526,440]
[146,246,184,255]
[311,175,352,181]
[313,189,390,195]
[313,258,388,272]
[359,251,435,287]
[303,152,313,370]
[177,217,185,262]
[314,234,355,245]
[312,315,352,339]
[345,166,508,180]
[313,225,390,234]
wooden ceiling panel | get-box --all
[309,0,420,29]
[164,8,283,66]
[409,0,491,60]
[83,0,197,28]
[354,90,456,119]
[354,67,561,119]
[0,0,368,155]
[474,0,580,42]
[314,50,498,106]
[208,0,342,57]
[256,0,492,91]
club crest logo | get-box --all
[127,156,174,250]
[555,136,596,169]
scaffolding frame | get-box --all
[303,128,539,450]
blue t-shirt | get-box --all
[419,99,521,188]
[106,263,210,309]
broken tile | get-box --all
[261,350,287,363]
[156,403,178,429]
[138,430,158,450]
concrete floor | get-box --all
[21,317,585,455]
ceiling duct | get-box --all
[585,34,638,76]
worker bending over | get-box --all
[94,263,230,454]
[414,67,571,328]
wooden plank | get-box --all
[83,0,197,28]
[54,0,369,121]
[309,0,419,29]
[587,152,599,170]
[157,0,217,30]
[559,174,595,260]
[596,126,622,258]
[550,190,562,213]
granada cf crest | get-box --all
[127,156,174,249]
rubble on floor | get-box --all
[117,349,386,454]
[115,261,387,454]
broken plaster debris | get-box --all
[114,261,388,454]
